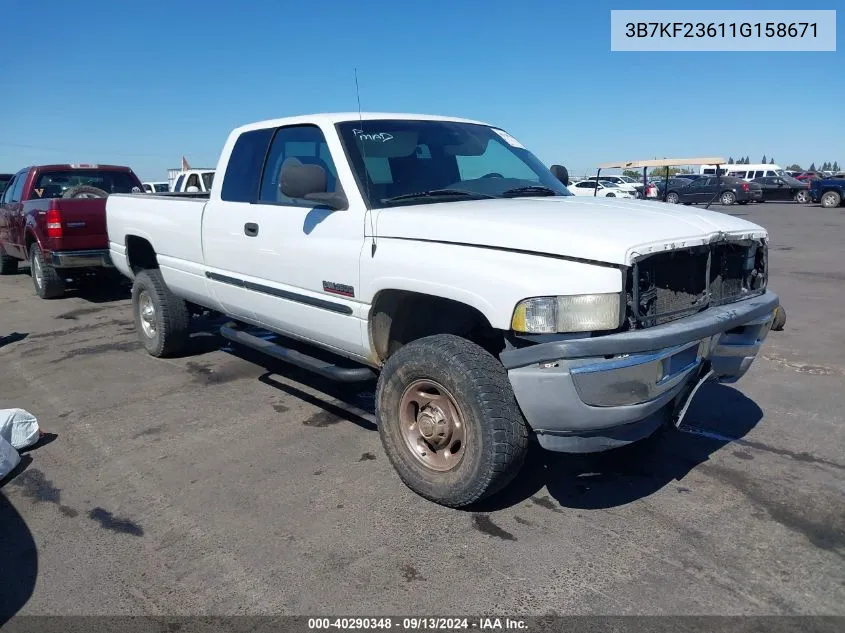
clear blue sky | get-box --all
[1,0,841,180]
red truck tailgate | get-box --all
[30,198,109,252]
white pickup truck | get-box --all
[106,113,779,507]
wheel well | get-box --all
[24,231,37,257]
[369,290,504,364]
[125,236,158,272]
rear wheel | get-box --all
[720,191,736,205]
[131,269,190,357]
[821,191,841,208]
[794,190,810,204]
[666,192,679,204]
[29,244,65,299]
[0,252,18,275]
[376,334,529,507]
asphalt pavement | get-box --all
[1,200,843,617]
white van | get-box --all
[700,163,785,181]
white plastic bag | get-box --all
[0,408,40,450]
[0,434,20,480]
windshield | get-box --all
[773,169,785,177]
[599,181,619,188]
[336,120,571,208]
[0,175,11,194]
[32,170,140,198]
[201,172,215,190]
[618,176,637,183]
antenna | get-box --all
[354,68,377,257]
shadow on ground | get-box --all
[475,383,764,511]
[0,457,38,625]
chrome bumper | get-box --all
[51,249,113,268]
[503,291,779,453]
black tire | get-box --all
[62,185,109,199]
[29,244,65,299]
[720,191,736,205]
[821,191,841,208]
[771,306,786,331]
[131,269,190,357]
[0,252,18,275]
[666,192,680,204]
[606,193,616,198]
[376,334,529,507]
[794,190,810,204]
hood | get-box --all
[373,197,767,266]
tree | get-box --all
[745,156,750,164]
[762,155,767,164]
[622,169,642,180]
[786,163,802,171]
[769,158,775,164]
[809,162,816,171]
[728,157,734,164]
[834,161,840,171]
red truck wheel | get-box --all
[29,244,65,299]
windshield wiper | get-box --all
[501,185,559,197]
[382,189,495,203]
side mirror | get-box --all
[550,164,569,187]
[186,185,200,193]
[279,158,348,210]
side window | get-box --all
[765,170,776,177]
[185,174,200,190]
[733,171,746,178]
[221,128,275,202]
[259,125,339,205]
[754,171,764,178]
[9,173,26,202]
[576,181,596,189]
[1,176,16,204]
[456,139,537,181]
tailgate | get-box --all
[51,199,108,251]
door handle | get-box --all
[244,222,259,237]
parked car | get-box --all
[751,176,811,203]
[795,172,823,181]
[106,112,778,507]
[587,175,642,197]
[170,169,215,193]
[652,178,697,198]
[810,176,845,208]
[665,176,763,206]
[0,174,13,195]
[142,181,170,193]
[568,180,635,198]
[0,164,143,298]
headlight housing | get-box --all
[511,294,622,334]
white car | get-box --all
[589,175,641,196]
[106,112,778,508]
[568,180,635,198]
[142,181,170,194]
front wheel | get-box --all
[29,244,65,299]
[376,334,529,507]
[131,269,190,357]
[821,191,842,208]
[794,190,810,204]
[666,192,679,204]
[720,191,736,205]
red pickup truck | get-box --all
[0,164,143,298]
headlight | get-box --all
[511,294,622,334]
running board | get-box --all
[219,323,376,383]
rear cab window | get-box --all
[30,169,141,199]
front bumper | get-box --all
[502,291,779,453]
[51,249,113,268]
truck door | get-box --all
[201,124,367,357]
[0,171,28,259]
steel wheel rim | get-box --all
[667,193,678,204]
[823,193,836,207]
[138,290,157,338]
[722,192,734,205]
[31,252,43,288]
[399,379,466,472]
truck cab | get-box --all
[106,113,779,507]
[170,169,215,193]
